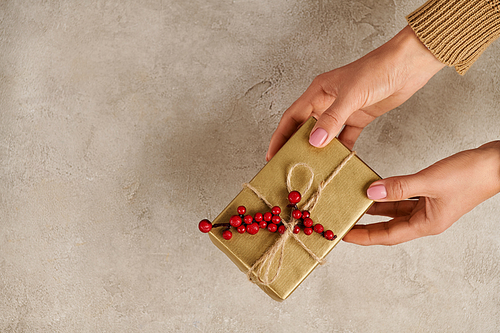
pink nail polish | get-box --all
[367,184,387,200]
[309,128,328,147]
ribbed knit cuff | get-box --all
[407,0,500,75]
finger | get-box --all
[343,216,422,246]
[266,112,307,161]
[337,125,363,150]
[367,173,430,202]
[266,82,333,161]
[367,200,419,218]
[309,92,363,148]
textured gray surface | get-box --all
[1,1,500,332]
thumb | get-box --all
[367,173,429,202]
[309,95,358,148]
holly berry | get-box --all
[288,191,301,205]
[229,215,242,227]
[237,225,246,234]
[313,224,324,234]
[254,212,263,222]
[292,209,302,219]
[237,206,246,215]
[267,223,278,233]
[303,217,313,228]
[222,230,233,240]
[198,219,212,233]
[200,199,335,242]
[263,212,272,222]
[324,230,335,240]
[244,215,253,224]
[247,223,259,235]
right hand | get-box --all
[343,141,500,246]
[266,25,445,161]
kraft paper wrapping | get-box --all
[208,117,380,301]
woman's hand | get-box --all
[343,141,500,246]
[266,25,445,161]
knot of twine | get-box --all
[242,151,356,286]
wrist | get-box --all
[478,141,500,194]
[392,25,445,77]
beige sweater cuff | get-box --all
[407,0,500,75]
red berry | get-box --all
[293,225,300,234]
[304,227,313,235]
[272,206,281,215]
[237,206,246,215]
[198,219,212,233]
[229,215,242,227]
[237,225,246,234]
[278,225,286,234]
[263,212,272,222]
[267,223,277,233]
[247,223,259,235]
[303,217,313,228]
[302,211,310,218]
[324,230,335,240]
[254,212,263,222]
[222,230,233,240]
[313,224,324,234]
[288,191,301,205]
[272,215,281,224]
[292,209,302,219]
[259,221,267,229]
[244,215,253,224]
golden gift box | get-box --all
[207,117,380,301]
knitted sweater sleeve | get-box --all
[406,0,500,75]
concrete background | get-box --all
[1,1,500,332]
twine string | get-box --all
[242,151,356,286]
[302,151,356,212]
[286,162,314,196]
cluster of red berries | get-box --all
[198,191,337,241]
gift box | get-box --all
[207,117,380,301]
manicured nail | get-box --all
[367,184,387,200]
[309,128,328,147]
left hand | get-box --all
[266,26,445,161]
[343,141,500,246]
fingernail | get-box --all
[309,128,328,147]
[367,184,387,200]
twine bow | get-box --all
[242,151,356,286]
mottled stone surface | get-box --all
[1,1,499,332]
